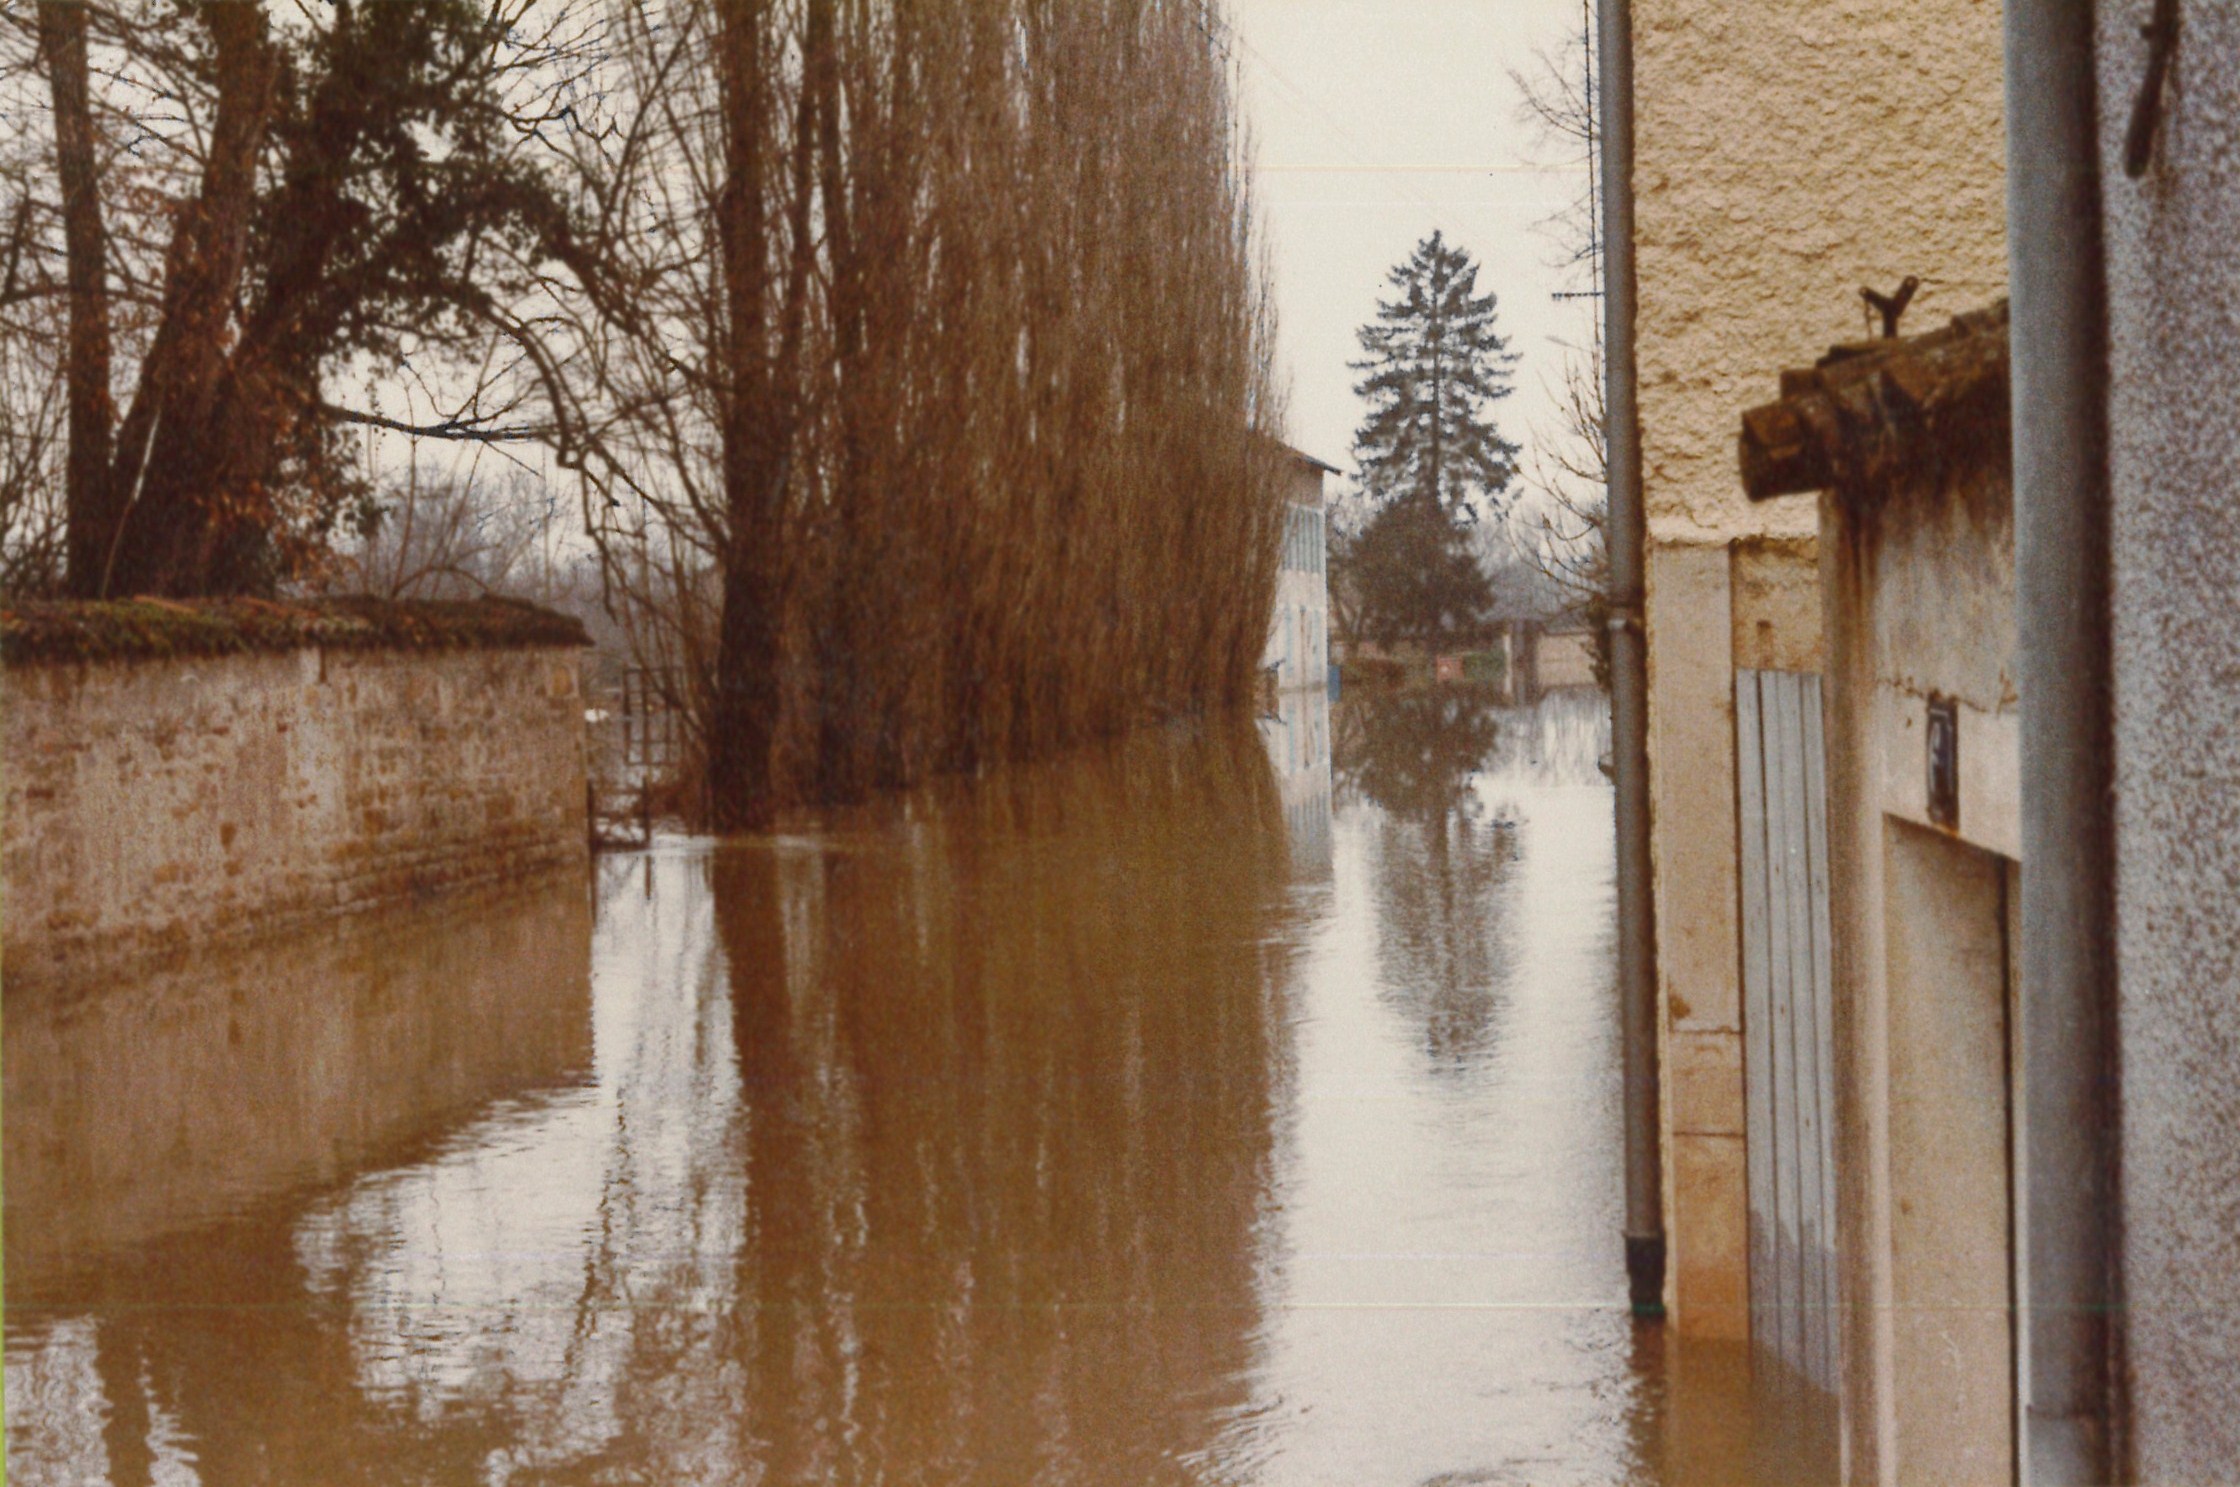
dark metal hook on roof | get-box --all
[2123,0,2181,178]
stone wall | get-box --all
[3,605,588,987]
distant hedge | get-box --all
[1,596,589,666]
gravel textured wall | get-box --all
[2097,2,2240,1474]
[3,634,588,987]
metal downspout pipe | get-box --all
[1596,0,1664,1318]
[2006,2,2119,1480]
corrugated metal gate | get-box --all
[1736,667,1839,1392]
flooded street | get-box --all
[6,686,1787,1485]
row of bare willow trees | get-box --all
[574,0,1287,826]
[5,0,1287,827]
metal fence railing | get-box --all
[587,666,685,848]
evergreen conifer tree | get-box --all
[1342,232,1519,648]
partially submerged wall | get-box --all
[1821,448,2017,1487]
[3,598,589,987]
[1630,0,2007,1341]
[1742,302,2015,1482]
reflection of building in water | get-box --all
[3,726,1305,1487]
[1262,443,1338,693]
[1475,684,1616,798]
[1260,682,1334,877]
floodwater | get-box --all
[4,685,1814,1485]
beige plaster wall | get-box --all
[1646,543,1747,1339]
[1883,821,2014,1487]
[1868,452,2020,861]
[1820,491,1899,1483]
[1731,537,1824,675]
[1633,0,2010,545]
[1819,443,2017,1482]
[1632,0,2008,1340]
[3,644,588,986]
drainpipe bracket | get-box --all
[1626,1233,1668,1318]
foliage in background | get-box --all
[1509,9,1611,685]
[340,457,591,609]
[1350,231,1520,523]
[8,0,1286,829]
[1344,496,1493,651]
[1338,232,1518,649]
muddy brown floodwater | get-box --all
[5,685,1829,1486]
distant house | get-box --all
[1264,444,1337,694]
[1530,624,1599,691]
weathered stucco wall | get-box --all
[1881,819,2013,1487]
[1866,456,2020,860]
[1634,0,2010,545]
[4,637,588,986]
[2098,3,2240,1474]
[1632,0,2008,1341]
[1818,436,2016,1484]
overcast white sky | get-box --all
[1227,0,1596,494]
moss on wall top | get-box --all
[1,596,590,667]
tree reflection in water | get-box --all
[710,722,1300,1485]
[1334,686,1516,1072]
[8,689,1813,1486]
[3,721,1307,1487]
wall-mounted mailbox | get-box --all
[1927,696,1960,831]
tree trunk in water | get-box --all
[39,0,118,597]
[709,531,784,831]
[705,0,783,832]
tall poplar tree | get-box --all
[1343,232,1519,648]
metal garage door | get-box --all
[1736,667,1838,1392]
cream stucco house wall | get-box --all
[1264,446,1337,694]
[1630,0,2008,1343]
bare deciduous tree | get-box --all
[1508,7,1610,677]
[8,0,602,599]
[7,0,1291,829]
[564,0,1288,828]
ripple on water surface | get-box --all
[6,687,1817,1484]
